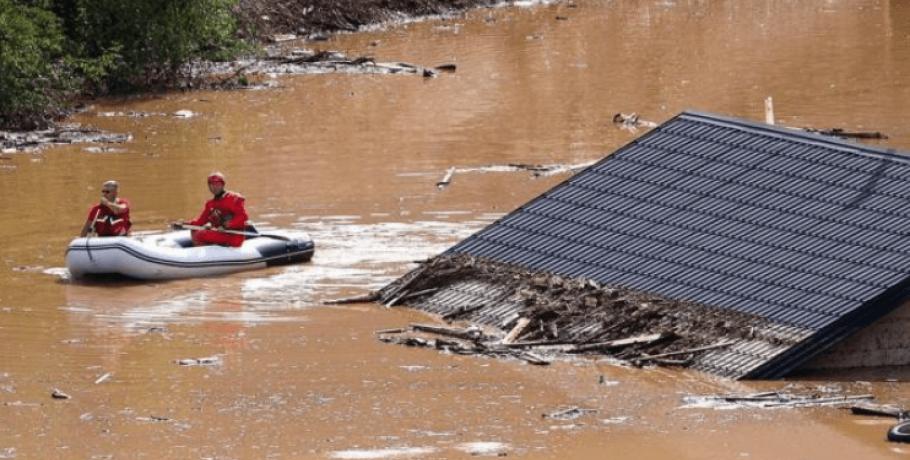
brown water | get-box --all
[4,0,910,458]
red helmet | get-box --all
[207,172,226,185]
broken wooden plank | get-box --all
[411,323,485,341]
[570,333,672,353]
[503,339,573,348]
[437,167,456,189]
[803,127,888,139]
[383,267,426,307]
[543,406,597,419]
[325,291,380,305]
[851,403,906,419]
[762,394,874,407]
[511,350,550,365]
[715,392,783,403]
[634,340,736,362]
[374,327,411,335]
[502,318,531,345]
[651,357,691,367]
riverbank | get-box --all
[1,0,520,145]
[233,0,505,42]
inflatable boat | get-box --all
[65,229,314,280]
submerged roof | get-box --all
[447,110,910,378]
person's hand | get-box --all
[203,222,213,230]
[170,221,184,231]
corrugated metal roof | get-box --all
[443,110,910,378]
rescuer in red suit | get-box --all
[80,180,131,237]
[172,172,249,247]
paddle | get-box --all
[177,223,292,241]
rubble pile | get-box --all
[377,253,798,367]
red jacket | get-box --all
[188,191,248,230]
[87,199,131,236]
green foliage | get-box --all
[72,0,254,89]
[0,0,72,121]
[1,0,258,128]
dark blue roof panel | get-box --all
[447,111,910,372]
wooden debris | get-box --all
[382,267,426,307]
[633,340,735,365]
[503,339,572,349]
[804,127,888,140]
[514,351,550,365]
[502,318,531,345]
[410,323,486,342]
[375,327,411,335]
[651,357,692,367]
[698,391,874,408]
[176,356,222,367]
[851,403,907,419]
[716,392,782,403]
[613,112,657,129]
[543,406,598,420]
[325,291,381,305]
[434,63,457,72]
[761,394,874,408]
[94,373,111,385]
[374,254,793,372]
[570,333,673,353]
[437,167,456,189]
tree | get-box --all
[0,0,72,127]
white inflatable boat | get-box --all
[65,229,315,280]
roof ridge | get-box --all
[679,110,910,164]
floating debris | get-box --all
[682,391,874,409]
[544,406,598,420]
[613,112,658,131]
[435,161,596,190]
[0,125,131,153]
[51,389,71,399]
[803,127,888,140]
[374,254,794,370]
[176,356,222,367]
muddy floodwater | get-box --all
[5,0,910,458]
